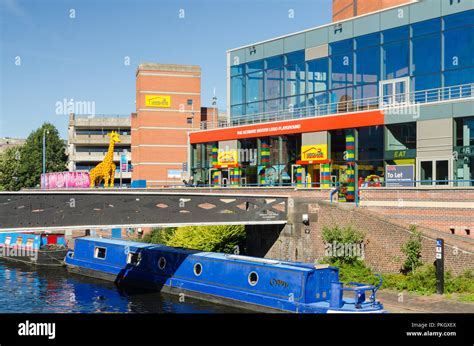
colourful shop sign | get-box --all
[301,144,328,162]
[217,151,238,167]
[145,95,171,108]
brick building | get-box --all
[333,0,413,21]
[132,63,202,187]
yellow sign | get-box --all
[145,95,171,108]
[217,151,238,166]
[301,144,327,162]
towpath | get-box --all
[378,289,474,313]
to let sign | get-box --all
[385,164,414,187]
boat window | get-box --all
[194,263,202,276]
[5,237,11,245]
[158,257,166,270]
[248,271,259,286]
[16,237,23,246]
[26,239,34,248]
[94,246,107,259]
[127,252,141,266]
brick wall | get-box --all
[333,0,412,21]
[248,201,474,275]
[359,187,474,239]
[132,63,201,186]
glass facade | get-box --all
[230,10,474,118]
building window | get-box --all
[285,62,305,97]
[330,38,353,55]
[356,46,380,84]
[355,33,380,49]
[285,50,305,65]
[331,53,353,88]
[246,59,264,73]
[230,63,244,77]
[412,34,441,75]
[307,58,328,94]
[443,26,474,71]
[265,67,283,100]
[412,74,441,93]
[246,71,264,103]
[412,18,441,37]
[231,75,245,106]
[383,40,409,79]
[443,10,474,31]
[382,26,409,44]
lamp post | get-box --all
[42,129,50,176]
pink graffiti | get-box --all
[41,172,90,189]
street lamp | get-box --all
[42,129,50,176]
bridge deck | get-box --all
[0,190,288,231]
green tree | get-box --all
[0,146,23,191]
[16,123,67,189]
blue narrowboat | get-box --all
[65,237,385,313]
[0,232,68,266]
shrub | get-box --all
[321,225,365,264]
[401,225,423,274]
[166,224,245,253]
[142,227,176,244]
[143,225,246,253]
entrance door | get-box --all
[380,77,410,107]
[221,169,229,187]
[417,158,451,186]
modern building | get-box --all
[190,0,473,198]
[67,113,132,184]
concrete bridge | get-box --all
[0,190,290,231]
[0,188,472,276]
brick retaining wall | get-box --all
[247,201,474,275]
[359,187,474,238]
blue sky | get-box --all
[0,0,332,139]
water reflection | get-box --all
[0,260,246,313]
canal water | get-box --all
[0,260,246,313]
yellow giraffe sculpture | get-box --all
[89,131,120,188]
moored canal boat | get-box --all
[65,237,385,313]
[0,232,68,266]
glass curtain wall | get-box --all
[229,10,473,119]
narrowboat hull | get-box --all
[0,246,68,267]
[0,232,68,267]
[65,237,385,314]
[66,264,283,313]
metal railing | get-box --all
[200,83,474,130]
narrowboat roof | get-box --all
[78,237,335,272]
